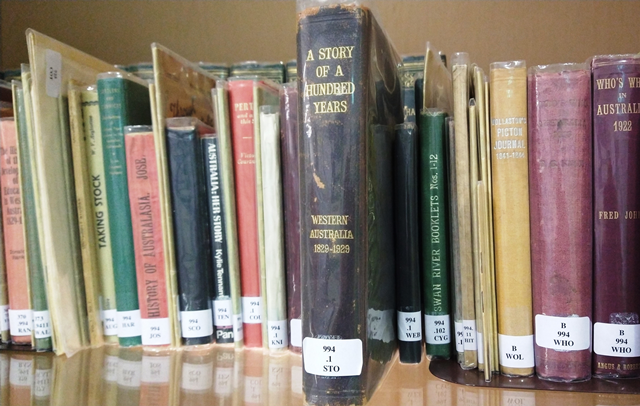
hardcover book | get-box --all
[67,82,103,348]
[257,104,288,352]
[280,82,302,352]
[125,125,173,347]
[81,87,118,343]
[490,60,534,377]
[151,43,219,348]
[0,118,31,346]
[592,54,640,378]
[394,122,422,364]
[97,72,152,347]
[26,29,112,355]
[528,63,593,382]
[419,109,451,360]
[165,118,215,345]
[298,2,402,403]
[227,78,263,348]
[14,80,52,351]
[212,81,243,347]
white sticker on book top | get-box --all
[290,318,302,348]
[33,368,52,398]
[9,309,32,336]
[103,355,119,382]
[103,309,118,336]
[9,358,32,387]
[268,320,289,349]
[463,320,477,351]
[180,309,214,338]
[1,305,9,332]
[477,332,484,364]
[141,317,171,346]
[141,355,171,384]
[594,322,640,357]
[181,362,213,392]
[215,367,233,395]
[214,299,233,327]
[45,49,62,98]
[397,311,422,342]
[118,309,142,338]
[233,314,243,342]
[118,359,142,388]
[454,321,464,353]
[303,337,363,377]
[535,314,591,352]
[33,311,52,339]
[498,334,535,368]
[425,314,451,345]
[242,297,262,324]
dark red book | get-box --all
[528,64,592,382]
[592,54,640,378]
[279,82,301,353]
[227,79,262,348]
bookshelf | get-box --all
[1,0,640,403]
[2,1,640,71]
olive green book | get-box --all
[81,87,118,344]
[68,81,103,348]
[13,79,52,351]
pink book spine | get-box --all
[0,119,31,345]
[125,127,171,346]
[528,65,592,381]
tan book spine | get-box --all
[68,83,103,347]
[452,56,476,369]
[489,61,534,377]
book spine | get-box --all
[419,110,451,359]
[259,107,288,352]
[299,6,399,403]
[165,125,214,345]
[16,85,51,351]
[592,56,640,378]
[202,136,234,344]
[214,84,244,347]
[97,77,142,346]
[227,80,262,347]
[125,128,171,346]
[452,60,477,369]
[279,84,302,352]
[0,119,32,345]
[528,65,593,382]
[400,67,417,123]
[81,89,118,342]
[489,61,534,376]
[394,123,422,364]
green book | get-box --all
[97,73,151,347]
[81,87,119,343]
[419,109,451,359]
[13,80,52,351]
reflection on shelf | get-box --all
[1,347,640,406]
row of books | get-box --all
[0,32,309,358]
[295,1,640,402]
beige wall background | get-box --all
[2,0,639,72]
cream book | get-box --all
[26,29,124,356]
[151,43,218,347]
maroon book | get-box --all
[279,82,301,353]
[528,64,592,382]
[592,55,640,378]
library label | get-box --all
[463,319,477,351]
[117,309,142,338]
[498,334,535,368]
[242,297,262,324]
[180,309,214,338]
[535,314,591,351]
[45,49,62,98]
[214,299,233,327]
[9,309,32,336]
[268,320,289,349]
[33,310,51,339]
[594,322,640,357]
[398,310,422,342]
[425,314,450,345]
[140,317,170,346]
[455,321,464,353]
[303,337,363,377]
[290,318,302,348]
[103,309,118,336]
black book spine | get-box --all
[166,125,214,345]
[202,136,234,344]
[394,123,423,364]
